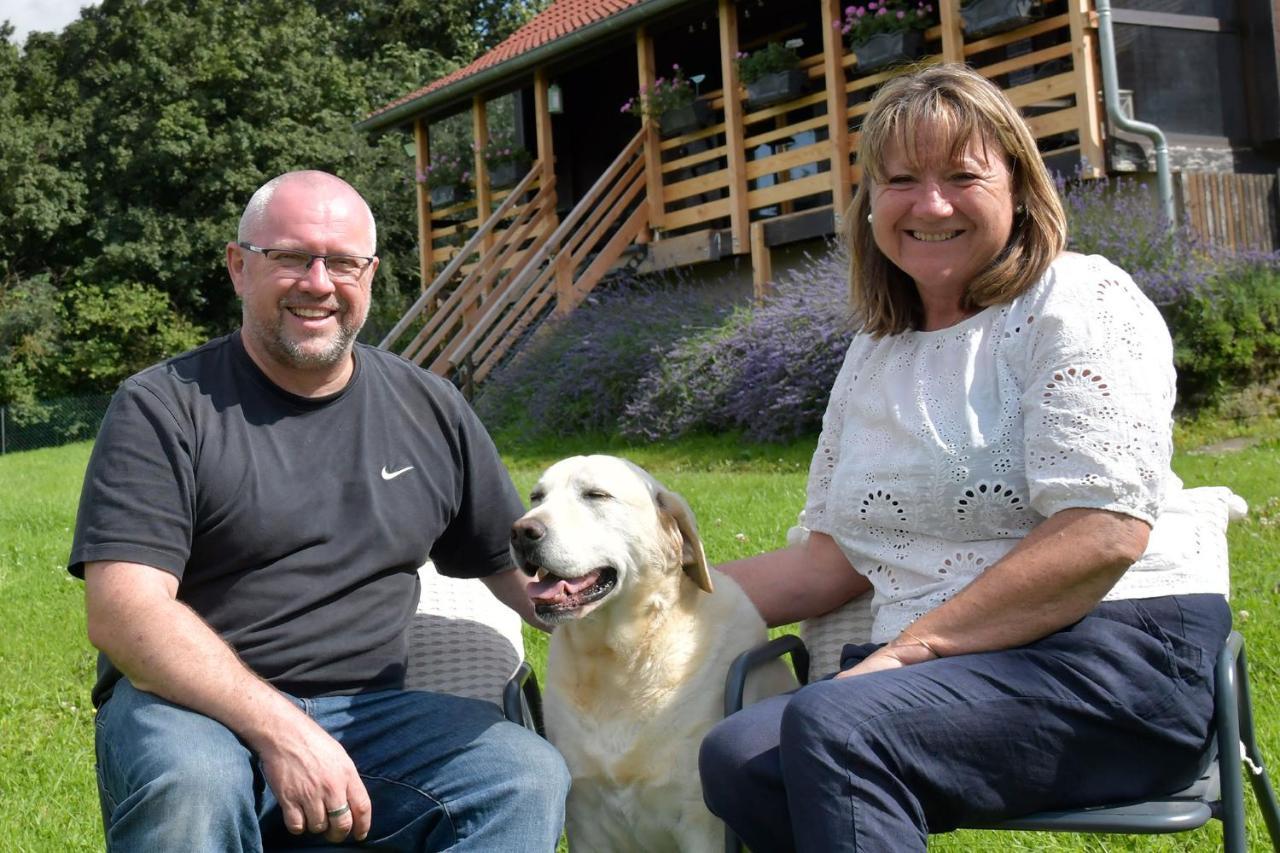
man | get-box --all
[69,171,569,851]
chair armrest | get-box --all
[724,634,810,718]
[503,660,546,738]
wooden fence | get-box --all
[1178,171,1280,253]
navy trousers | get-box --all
[699,594,1231,853]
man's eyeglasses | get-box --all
[237,242,375,282]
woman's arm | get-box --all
[840,506,1150,676]
[719,531,872,628]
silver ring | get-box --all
[327,803,351,819]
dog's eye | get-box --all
[583,489,612,500]
[529,490,545,504]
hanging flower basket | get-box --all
[429,184,467,209]
[659,99,713,138]
[853,29,924,73]
[746,69,809,110]
[489,161,522,189]
[961,0,1042,38]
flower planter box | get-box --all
[745,68,808,110]
[488,161,524,189]
[658,100,713,138]
[429,184,467,209]
[852,30,924,74]
[961,0,1042,38]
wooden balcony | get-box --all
[378,0,1107,390]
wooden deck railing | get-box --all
[384,0,1102,389]
[378,161,555,366]
[380,129,652,390]
[650,0,1099,238]
[449,128,651,386]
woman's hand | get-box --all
[836,631,939,678]
[843,507,1150,670]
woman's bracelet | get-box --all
[899,628,942,659]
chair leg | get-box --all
[1218,633,1280,853]
[1234,641,1280,851]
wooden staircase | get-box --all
[378,129,651,394]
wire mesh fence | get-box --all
[0,394,112,455]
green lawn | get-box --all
[3,418,1278,851]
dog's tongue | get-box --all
[528,570,602,604]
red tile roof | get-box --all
[367,0,649,122]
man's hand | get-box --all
[84,561,375,842]
[255,715,372,843]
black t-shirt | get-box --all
[69,332,524,707]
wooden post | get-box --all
[637,26,664,241]
[534,67,573,313]
[717,0,749,254]
[413,118,433,294]
[472,95,493,250]
[820,0,853,219]
[1067,0,1106,176]
[939,0,965,62]
[533,67,559,227]
[750,220,773,301]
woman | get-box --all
[698,63,1232,851]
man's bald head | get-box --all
[238,171,377,253]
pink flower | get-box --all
[897,9,905,17]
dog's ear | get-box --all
[655,488,714,594]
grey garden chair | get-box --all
[724,609,1280,853]
[407,561,543,733]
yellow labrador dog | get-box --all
[510,455,795,853]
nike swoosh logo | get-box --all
[381,465,415,481]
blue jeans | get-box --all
[95,680,569,852]
[699,594,1231,853]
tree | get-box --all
[0,0,546,405]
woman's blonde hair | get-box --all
[846,63,1067,336]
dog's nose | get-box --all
[511,517,547,545]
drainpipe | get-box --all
[1093,0,1177,228]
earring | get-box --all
[866,213,873,224]
[1015,203,1026,215]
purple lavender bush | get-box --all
[620,245,856,442]
[1058,169,1214,305]
[1060,168,1280,410]
[473,272,734,441]
[480,172,1277,444]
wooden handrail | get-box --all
[567,166,647,267]
[466,163,650,380]
[445,128,649,368]
[472,193,650,383]
[394,186,554,365]
[401,187,557,365]
[560,156,646,262]
[379,160,544,350]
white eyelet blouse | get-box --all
[805,253,1229,643]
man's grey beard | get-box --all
[246,302,366,372]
